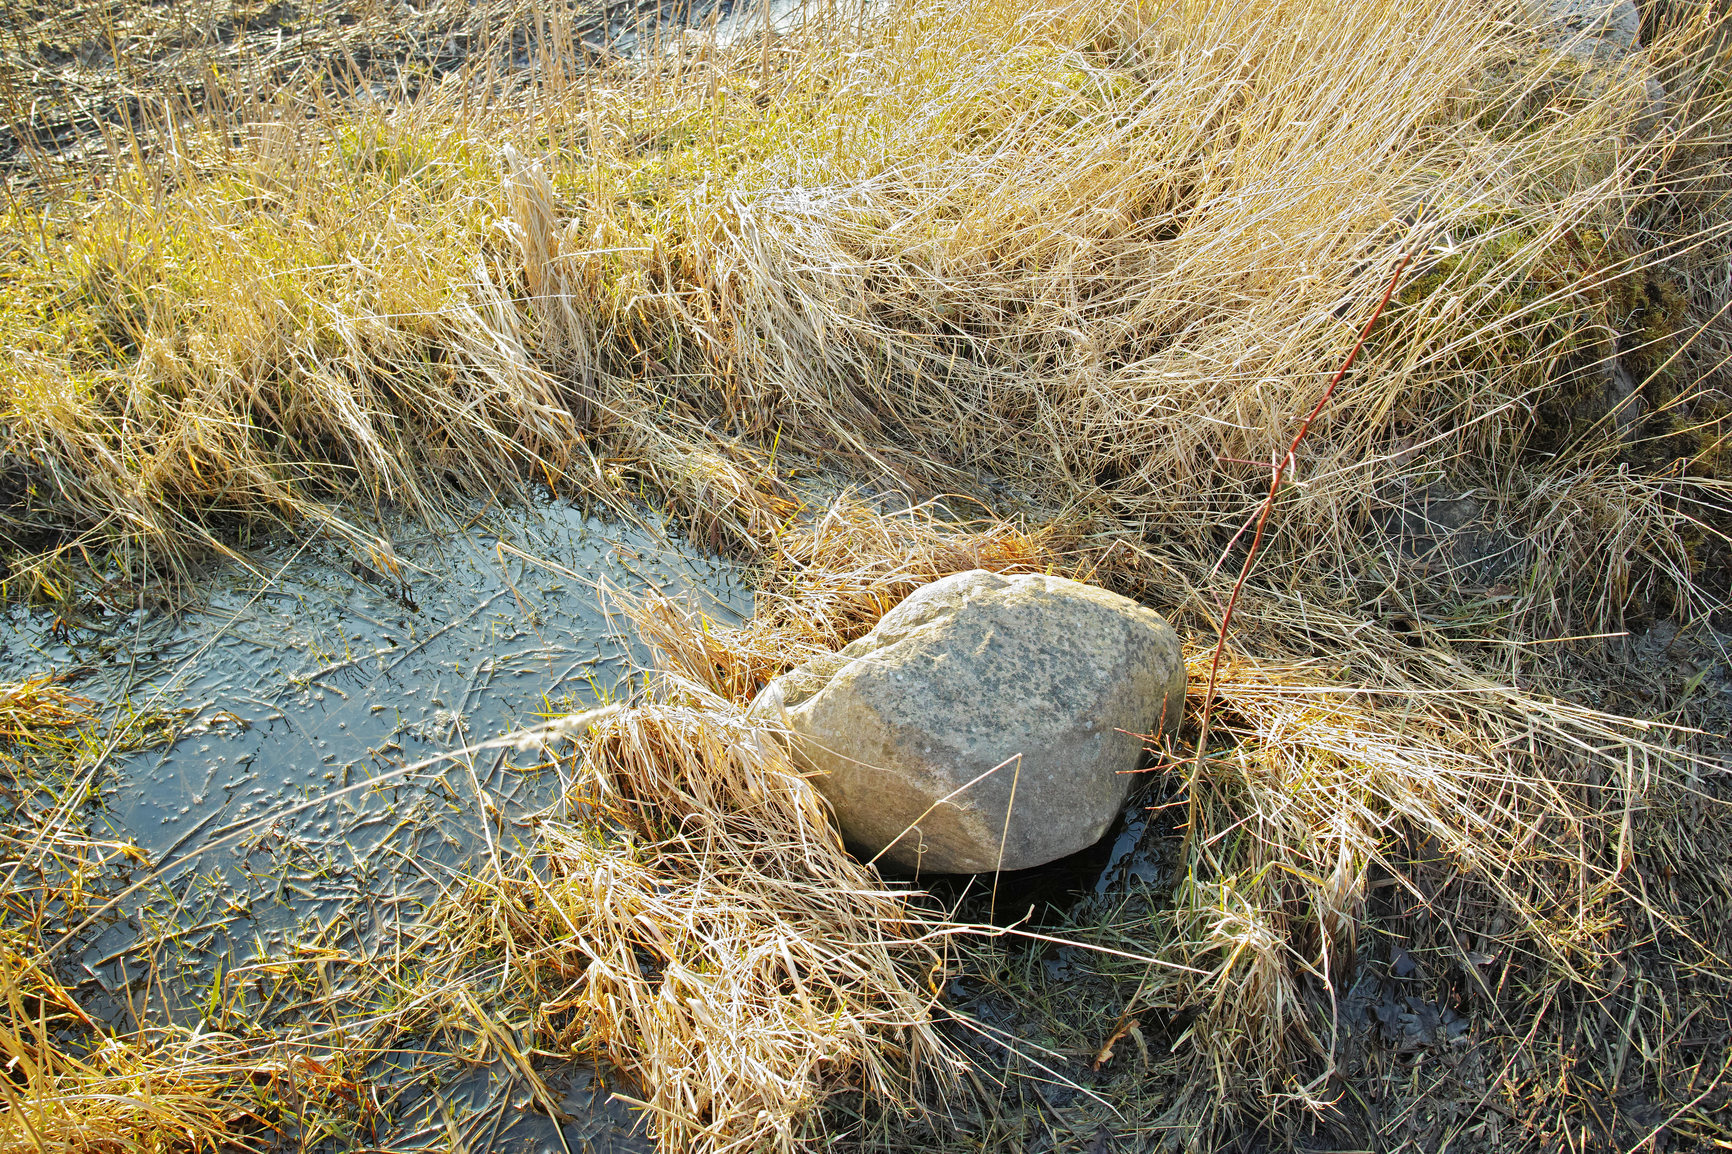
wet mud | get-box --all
[2,496,750,1151]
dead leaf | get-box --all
[1091,1016,1141,1070]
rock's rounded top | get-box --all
[752,569,1186,875]
[1533,0,1642,60]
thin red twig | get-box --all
[1178,251,1413,863]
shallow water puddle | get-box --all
[2,496,750,1151]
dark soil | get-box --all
[0,0,720,183]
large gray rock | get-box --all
[749,570,1186,874]
[1534,0,1643,61]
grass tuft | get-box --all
[454,683,954,1153]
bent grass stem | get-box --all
[1180,250,1414,867]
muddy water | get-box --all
[2,496,751,1152]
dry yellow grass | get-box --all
[2,0,1727,625]
[0,949,251,1154]
[457,692,951,1153]
[457,495,1725,1150]
[426,503,1056,1152]
[3,0,1732,1149]
[0,677,95,775]
[631,499,1057,698]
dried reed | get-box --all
[3,0,1731,1148]
[454,686,953,1153]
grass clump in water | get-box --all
[0,677,276,1153]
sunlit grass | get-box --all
[2,0,1730,1149]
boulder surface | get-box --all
[1535,0,1642,60]
[750,569,1186,874]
